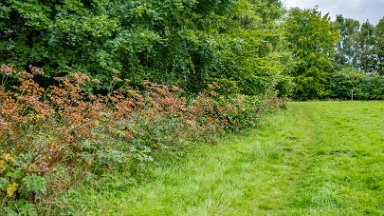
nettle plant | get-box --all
[0,65,276,213]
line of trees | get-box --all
[285,8,384,100]
[0,0,383,100]
[334,15,384,75]
[328,15,384,100]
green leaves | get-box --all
[53,15,118,39]
[334,16,384,75]
[7,0,51,29]
[21,175,47,196]
[0,0,289,95]
[285,8,339,100]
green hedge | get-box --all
[328,68,384,100]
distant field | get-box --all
[63,101,384,215]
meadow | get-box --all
[60,101,384,215]
[1,0,383,214]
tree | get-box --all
[285,7,340,100]
[210,0,290,95]
[375,17,384,75]
[355,21,377,74]
[333,15,360,68]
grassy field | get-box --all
[62,101,384,215]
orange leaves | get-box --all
[69,72,90,85]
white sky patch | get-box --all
[283,0,384,24]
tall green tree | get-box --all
[355,21,377,73]
[333,16,384,75]
[375,17,384,75]
[211,0,290,95]
[285,7,339,100]
[333,15,360,68]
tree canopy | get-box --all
[285,7,339,100]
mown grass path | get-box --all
[67,102,384,215]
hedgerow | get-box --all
[0,65,282,214]
[328,67,384,100]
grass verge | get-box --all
[59,101,384,215]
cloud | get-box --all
[283,0,384,24]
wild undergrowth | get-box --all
[0,65,283,214]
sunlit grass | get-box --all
[61,101,384,215]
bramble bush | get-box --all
[0,65,283,214]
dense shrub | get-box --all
[0,65,282,214]
[328,68,384,100]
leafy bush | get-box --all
[328,67,384,100]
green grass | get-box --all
[61,101,384,215]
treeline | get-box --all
[285,8,384,100]
[334,15,384,74]
[329,15,384,100]
[0,1,383,99]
